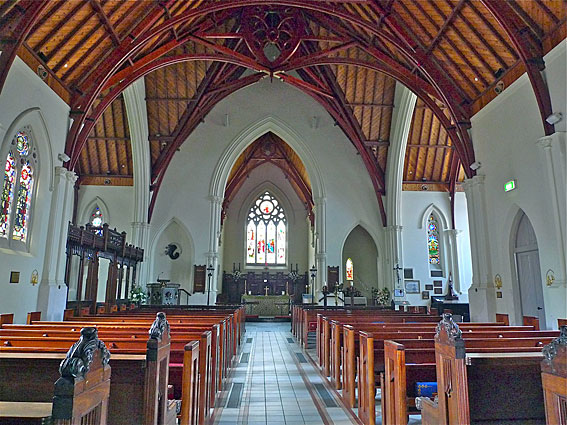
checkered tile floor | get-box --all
[214,322,358,425]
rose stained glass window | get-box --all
[12,161,33,241]
[246,191,286,265]
[0,152,16,238]
[428,214,440,265]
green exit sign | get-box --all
[504,180,516,192]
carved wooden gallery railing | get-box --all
[65,222,145,315]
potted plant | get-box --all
[374,287,391,307]
[129,285,147,306]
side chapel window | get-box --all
[246,191,286,265]
[0,129,37,246]
[427,213,442,269]
[346,258,354,281]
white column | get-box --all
[385,83,417,225]
[537,132,566,285]
[37,167,77,320]
[207,195,223,298]
[462,175,496,321]
[444,229,462,293]
[385,225,403,293]
[123,79,152,287]
[314,197,327,293]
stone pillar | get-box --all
[444,229,462,293]
[207,195,223,299]
[537,132,566,286]
[131,221,151,287]
[123,79,152,289]
[462,175,496,321]
[37,167,77,320]
[385,225,403,294]
[314,197,327,293]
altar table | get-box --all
[242,295,291,317]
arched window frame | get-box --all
[245,191,287,267]
[0,126,39,251]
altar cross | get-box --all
[264,285,270,296]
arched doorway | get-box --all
[514,211,546,328]
[342,225,378,300]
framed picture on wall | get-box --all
[421,291,430,300]
[425,284,433,291]
[394,289,404,297]
[405,280,420,294]
[433,280,443,287]
[434,288,443,295]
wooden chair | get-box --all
[495,313,510,326]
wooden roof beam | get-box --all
[424,0,467,55]
[90,0,120,46]
[480,0,555,136]
[0,0,50,96]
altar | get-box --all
[242,294,291,317]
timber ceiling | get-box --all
[1,0,565,224]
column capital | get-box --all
[314,196,327,205]
[208,195,223,204]
[444,228,462,237]
[537,135,553,150]
[462,174,486,192]
[385,225,403,232]
[65,169,78,183]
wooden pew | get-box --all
[0,327,111,425]
[495,313,510,326]
[524,315,540,330]
[418,314,547,425]
[541,325,567,425]
[335,321,540,408]
[0,313,177,425]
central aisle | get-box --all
[214,322,359,425]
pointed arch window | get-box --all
[0,129,38,247]
[246,191,286,265]
[427,213,442,268]
[90,206,104,236]
[346,258,353,281]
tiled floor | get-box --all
[214,322,359,425]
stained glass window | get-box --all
[12,161,33,241]
[1,128,37,246]
[346,258,353,281]
[428,214,440,265]
[246,191,286,265]
[0,152,16,238]
[90,206,103,236]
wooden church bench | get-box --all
[541,325,567,425]
[26,311,41,324]
[333,321,540,408]
[414,315,548,425]
[0,327,111,425]
[0,313,177,425]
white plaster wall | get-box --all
[149,78,385,291]
[0,57,70,323]
[401,191,473,306]
[76,186,135,237]
[222,162,309,277]
[469,43,567,328]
